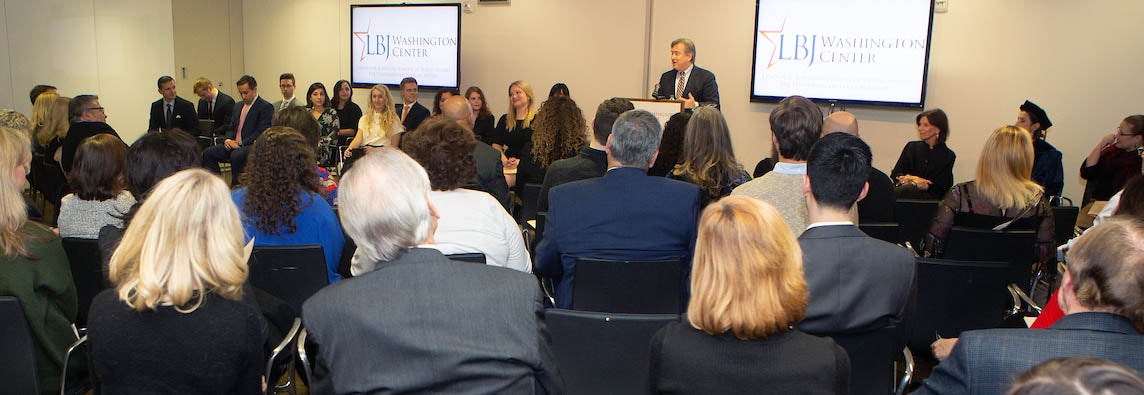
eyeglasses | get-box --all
[87,107,105,112]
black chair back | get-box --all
[823,326,901,395]
[250,245,330,314]
[894,199,940,247]
[1051,205,1080,246]
[62,238,111,327]
[943,227,1037,292]
[545,309,678,395]
[517,183,543,224]
[0,297,40,395]
[859,223,900,244]
[572,257,683,314]
[445,253,486,264]
[909,257,1011,359]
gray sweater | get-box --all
[58,191,135,239]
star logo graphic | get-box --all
[758,18,787,69]
[353,19,374,62]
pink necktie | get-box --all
[236,103,251,144]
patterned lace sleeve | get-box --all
[923,183,964,257]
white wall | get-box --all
[0,0,175,144]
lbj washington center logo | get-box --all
[354,19,458,62]
[759,18,925,68]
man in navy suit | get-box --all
[193,77,236,136]
[655,38,720,109]
[202,75,274,186]
[395,77,430,132]
[536,109,701,309]
[916,217,1144,395]
[147,75,199,133]
[798,132,915,335]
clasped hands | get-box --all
[896,174,932,190]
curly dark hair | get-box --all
[238,127,322,235]
[403,118,477,191]
[530,95,587,168]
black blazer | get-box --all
[656,65,720,109]
[148,96,199,133]
[473,141,510,210]
[197,91,236,134]
[225,97,275,146]
[395,102,430,132]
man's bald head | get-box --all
[441,95,474,128]
[823,111,859,137]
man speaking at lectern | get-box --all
[656,38,720,110]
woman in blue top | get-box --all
[234,126,344,283]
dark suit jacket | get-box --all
[797,224,915,334]
[538,147,608,213]
[225,97,274,146]
[858,167,896,224]
[148,97,199,133]
[916,312,1144,395]
[535,167,701,309]
[396,101,430,132]
[473,141,510,210]
[301,248,563,395]
[62,121,121,172]
[656,65,720,109]
[197,91,236,134]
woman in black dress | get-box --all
[892,108,956,199]
[492,80,537,177]
[465,86,496,145]
[330,80,361,147]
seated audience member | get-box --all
[63,94,122,172]
[798,132,915,334]
[344,84,402,170]
[29,84,57,105]
[440,94,509,210]
[1017,100,1064,201]
[304,82,341,165]
[1081,114,1144,206]
[536,110,700,309]
[823,110,896,223]
[395,77,430,132]
[32,96,70,166]
[272,73,302,111]
[538,97,634,212]
[432,88,460,117]
[916,217,1144,395]
[1006,357,1144,395]
[202,75,274,186]
[193,77,236,135]
[403,119,530,272]
[515,95,587,196]
[28,91,59,152]
[732,95,821,236]
[465,86,497,145]
[752,145,779,178]
[330,80,361,146]
[922,126,1054,265]
[97,129,201,265]
[234,127,344,284]
[58,134,135,239]
[492,81,537,170]
[301,148,563,394]
[648,196,850,394]
[669,107,750,206]
[548,82,569,98]
[0,127,79,393]
[892,108,956,200]
[89,169,264,394]
[273,106,338,205]
[147,75,199,133]
[648,111,690,177]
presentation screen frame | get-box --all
[748,0,935,109]
[350,3,462,90]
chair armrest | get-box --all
[1005,284,1023,318]
[265,318,301,394]
[896,346,914,395]
[60,335,88,395]
[1008,283,1043,314]
[297,329,313,387]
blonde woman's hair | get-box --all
[506,80,536,131]
[29,92,59,145]
[363,84,400,135]
[35,97,72,146]
[108,169,247,313]
[0,127,32,257]
[976,125,1043,209]
[687,196,808,340]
